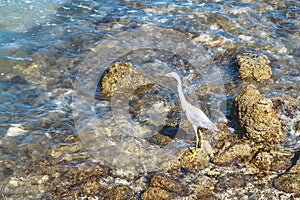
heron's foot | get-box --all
[186,147,202,161]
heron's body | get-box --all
[162,72,218,150]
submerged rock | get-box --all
[236,53,272,82]
[100,60,181,128]
[100,61,135,97]
[100,60,152,98]
[232,84,283,143]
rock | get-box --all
[270,156,293,172]
[149,134,173,146]
[40,165,109,198]
[6,124,27,137]
[236,53,272,82]
[195,175,216,200]
[149,174,189,196]
[100,61,134,97]
[100,60,152,98]
[274,158,300,194]
[232,84,283,143]
[99,185,137,200]
[250,145,293,172]
[166,147,210,170]
[250,147,294,172]
[213,142,252,165]
[128,84,180,127]
[196,188,215,200]
[100,60,181,128]
[252,151,274,171]
[215,173,246,193]
[141,187,174,200]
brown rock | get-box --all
[236,53,272,82]
[167,147,210,170]
[213,142,252,165]
[100,61,181,128]
[274,158,300,194]
[196,188,215,200]
[100,61,134,97]
[150,174,189,196]
[232,84,283,143]
[99,185,137,200]
[150,134,173,146]
[215,173,246,193]
[252,151,274,171]
[141,187,174,200]
[33,165,109,198]
[100,60,154,98]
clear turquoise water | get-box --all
[0,0,299,198]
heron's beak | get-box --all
[158,73,168,77]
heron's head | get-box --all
[159,72,180,79]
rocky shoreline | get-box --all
[94,54,299,199]
[2,54,299,199]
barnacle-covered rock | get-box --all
[236,53,272,82]
[100,61,180,127]
[232,84,283,143]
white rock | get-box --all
[6,124,27,136]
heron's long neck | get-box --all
[176,78,188,108]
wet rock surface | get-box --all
[100,61,137,98]
[274,157,300,194]
[100,61,133,97]
[166,147,210,171]
[213,142,252,165]
[149,174,188,195]
[99,185,137,200]
[232,84,283,143]
[141,187,174,200]
[236,53,272,82]
[100,60,181,128]
[215,172,246,192]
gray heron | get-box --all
[160,72,219,155]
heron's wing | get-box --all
[186,104,219,131]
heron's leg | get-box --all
[199,129,203,148]
[184,125,202,161]
[193,125,199,150]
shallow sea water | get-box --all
[0,0,299,198]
